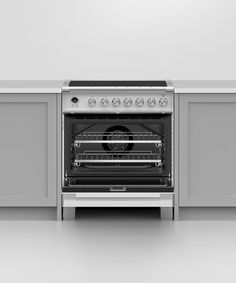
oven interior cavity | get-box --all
[63,113,172,192]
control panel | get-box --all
[62,91,173,113]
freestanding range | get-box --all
[62,81,175,219]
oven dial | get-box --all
[112,97,121,107]
[71,97,79,104]
[88,97,96,107]
[100,97,109,107]
[147,97,156,107]
[124,97,132,107]
[135,97,144,107]
[159,96,168,107]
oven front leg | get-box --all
[63,207,76,220]
[160,207,173,220]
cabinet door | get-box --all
[0,94,57,206]
[179,93,236,206]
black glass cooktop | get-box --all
[69,81,167,87]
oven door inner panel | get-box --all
[64,114,172,191]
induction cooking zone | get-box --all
[68,80,168,87]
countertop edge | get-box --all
[0,88,62,94]
[173,80,236,93]
[0,80,236,94]
[174,88,236,94]
[0,80,63,93]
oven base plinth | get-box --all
[62,193,174,220]
[62,193,174,210]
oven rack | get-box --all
[73,151,162,164]
[74,132,162,145]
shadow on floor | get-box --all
[75,207,161,220]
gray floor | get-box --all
[1,208,236,283]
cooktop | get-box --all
[68,81,168,87]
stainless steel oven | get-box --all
[61,81,174,218]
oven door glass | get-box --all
[64,114,172,192]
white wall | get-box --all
[0,0,235,80]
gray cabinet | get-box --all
[178,93,236,206]
[0,94,57,206]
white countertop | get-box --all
[173,80,236,93]
[1,80,236,94]
[0,80,63,93]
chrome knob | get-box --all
[124,97,132,107]
[135,97,144,107]
[100,97,109,107]
[88,97,96,107]
[112,97,121,107]
[159,96,168,107]
[147,97,156,107]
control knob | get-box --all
[100,97,109,107]
[88,97,96,107]
[112,97,121,107]
[159,96,168,107]
[135,97,144,107]
[147,97,156,107]
[124,97,132,107]
[71,97,79,104]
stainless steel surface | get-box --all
[88,97,96,107]
[159,95,168,107]
[62,80,174,114]
[62,92,173,113]
[73,193,164,198]
[73,151,162,164]
[110,186,127,192]
[74,160,162,164]
[112,97,121,107]
[62,192,174,207]
[66,184,169,188]
[74,140,162,144]
[74,131,162,144]
[147,97,156,107]
[135,97,144,107]
[124,97,132,107]
[62,80,174,211]
[100,97,109,107]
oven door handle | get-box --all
[74,193,162,198]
